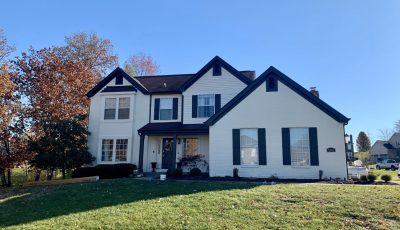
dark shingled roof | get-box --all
[384,143,395,149]
[133,74,194,94]
[138,122,209,135]
[133,71,254,94]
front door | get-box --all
[162,138,174,169]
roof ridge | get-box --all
[134,73,195,78]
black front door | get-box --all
[162,138,174,169]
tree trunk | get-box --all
[62,165,66,179]
[0,169,6,186]
[6,169,11,187]
[46,169,54,180]
[7,169,12,187]
[35,169,41,181]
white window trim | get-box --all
[183,137,199,157]
[197,94,215,118]
[102,96,132,121]
[159,98,174,121]
[98,137,130,163]
[240,128,259,166]
[289,127,311,168]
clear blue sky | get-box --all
[1,0,399,142]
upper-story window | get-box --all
[159,98,173,120]
[104,97,130,120]
[198,94,215,118]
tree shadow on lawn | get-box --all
[0,178,260,228]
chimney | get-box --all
[310,87,319,98]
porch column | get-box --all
[172,134,177,169]
[138,134,145,173]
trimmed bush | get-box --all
[233,168,239,178]
[360,175,368,183]
[71,167,97,178]
[167,168,183,177]
[381,174,392,183]
[367,174,377,183]
[190,167,202,176]
[72,164,137,179]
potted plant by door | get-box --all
[151,162,157,172]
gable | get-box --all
[179,56,252,91]
[206,66,350,125]
[86,67,147,97]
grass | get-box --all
[1,179,399,229]
[369,169,399,181]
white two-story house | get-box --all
[87,56,350,179]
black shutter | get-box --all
[154,99,160,120]
[215,94,221,112]
[232,129,240,165]
[258,128,267,165]
[309,128,319,166]
[282,128,291,165]
[192,95,198,118]
[172,98,178,119]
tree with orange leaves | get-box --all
[0,64,32,186]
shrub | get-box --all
[71,164,137,179]
[71,167,97,178]
[360,175,368,183]
[190,167,202,176]
[167,168,183,177]
[367,174,377,183]
[381,174,392,183]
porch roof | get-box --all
[138,122,209,135]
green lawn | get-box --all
[0,179,399,229]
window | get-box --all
[118,97,130,119]
[115,139,128,162]
[198,94,215,118]
[104,98,116,120]
[290,128,310,167]
[159,98,173,120]
[240,129,258,165]
[101,139,114,161]
[104,97,130,120]
[183,138,198,157]
[101,138,128,162]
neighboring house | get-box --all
[345,134,355,161]
[87,56,350,179]
[369,133,400,163]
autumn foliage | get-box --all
[13,48,101,127]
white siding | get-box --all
[183,67,247,124]
[150,94,182,123]
[88,79,151,166]
[209,80,347,179]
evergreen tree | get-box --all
[356,131,371,152]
